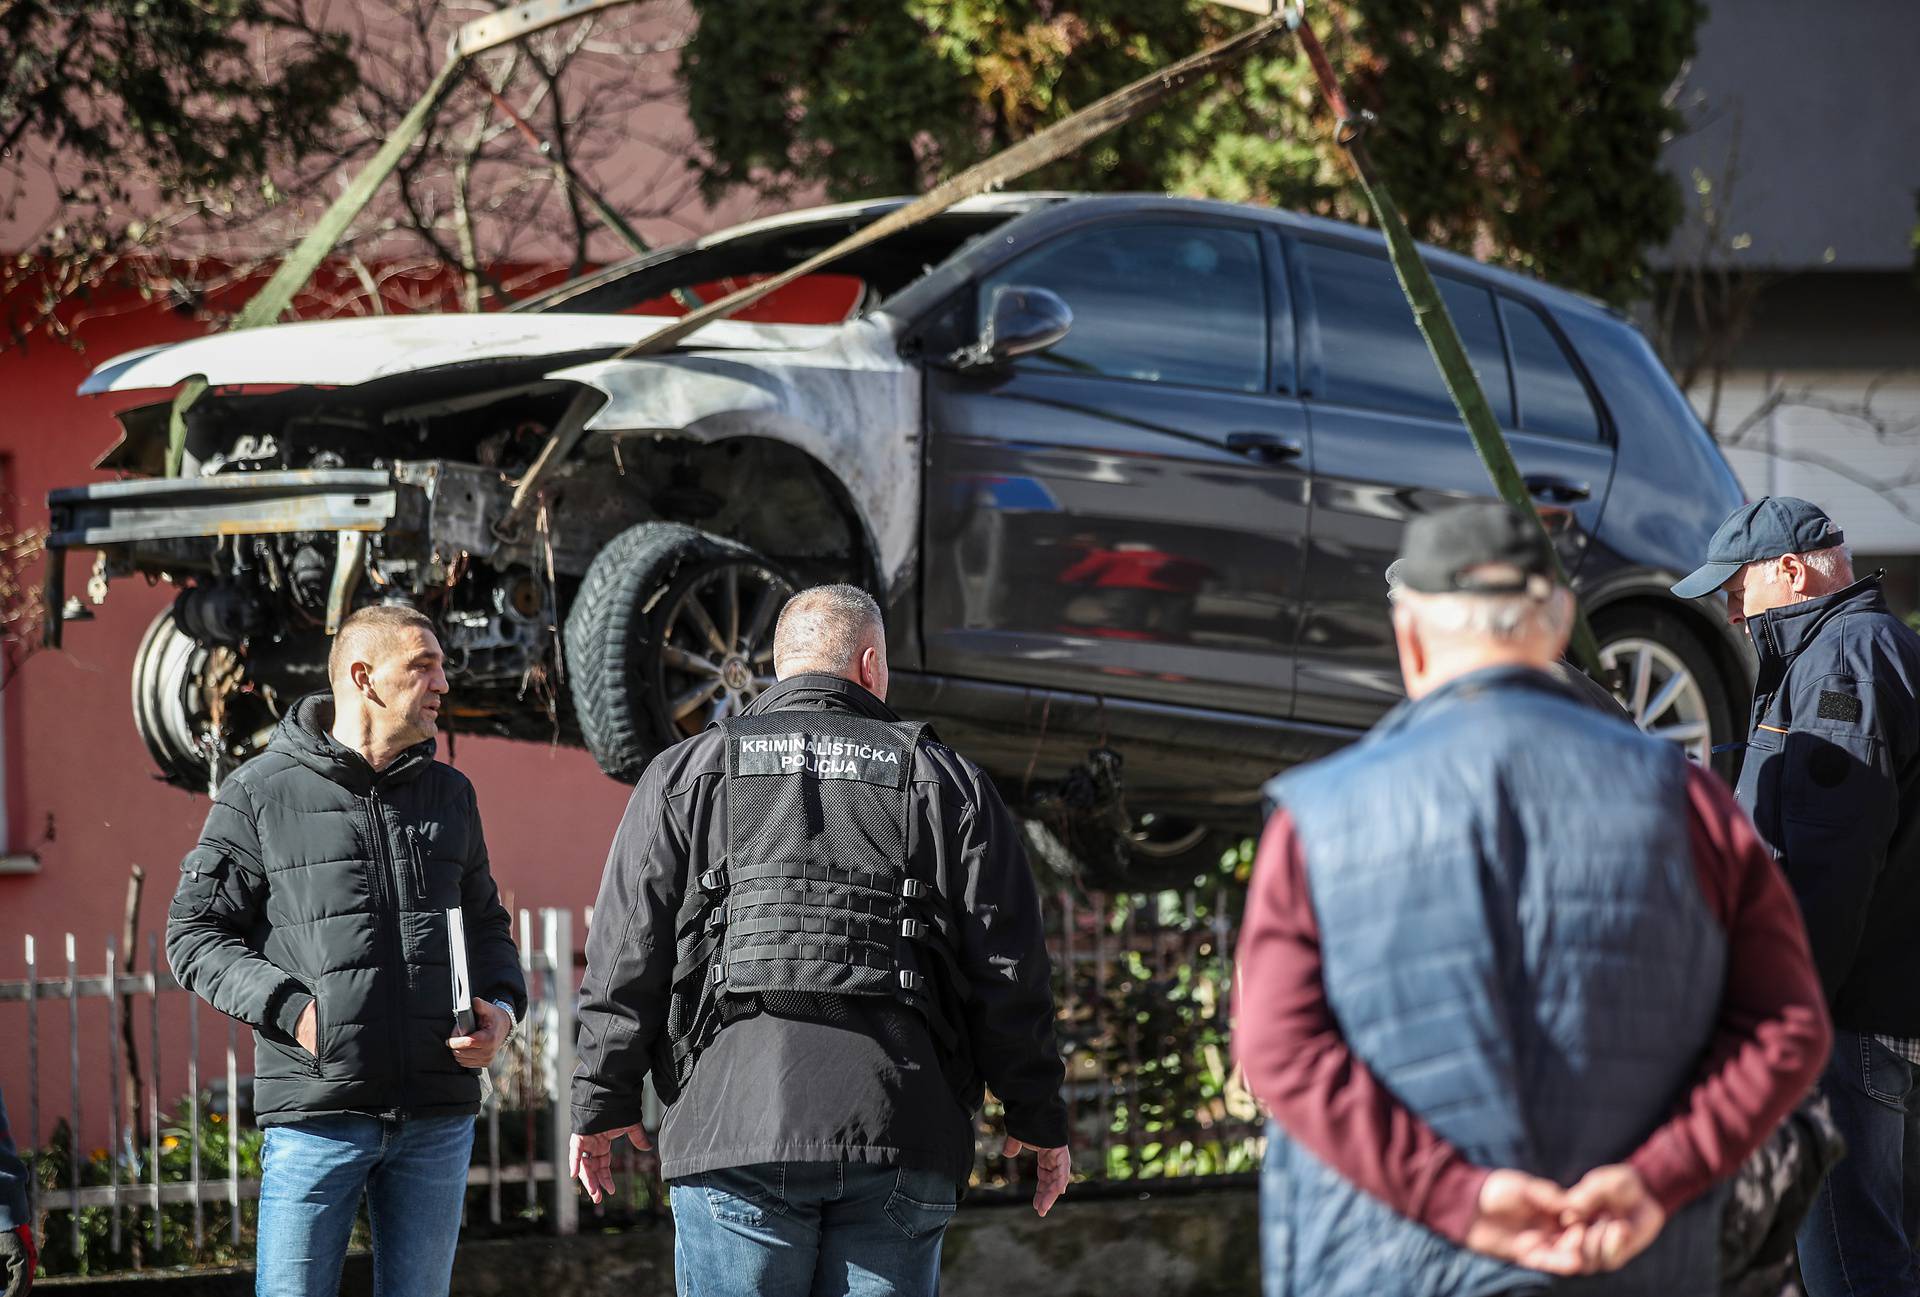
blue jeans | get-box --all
[1798,1031,1920,1297]
[669,1162,956,1297]
[255,1114,475,1297]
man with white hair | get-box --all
[1384,557,1630,721]
[1673,496,1920,1296]
[1237,501,1829,1294]
[569,584,1068,1297]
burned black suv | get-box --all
[48,193,1750,877]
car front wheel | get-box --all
[565,523,795,782]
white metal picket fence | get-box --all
[3,879,1259,1273]
[0,907,580,1263]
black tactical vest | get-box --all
[655,711,964,1101]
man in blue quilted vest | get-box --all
[1236,502,1832,1295]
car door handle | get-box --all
[1524,474,1591,503]
[1225,432,1304,463]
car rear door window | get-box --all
[1299,241,1512,423]
[981,223,1268,392]
[1499,298,1603,442]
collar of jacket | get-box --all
[1370,664,1587,743]
[270,692,437,794]
[1746,571,1888,672]
[742,673,901,723]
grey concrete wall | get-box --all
[1661,0,1920,271]
[37,1188,1260,1297]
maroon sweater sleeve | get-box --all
[1233,772,1833,1241]
[1232,810,1490,1244]
[1626,765,1832,1215]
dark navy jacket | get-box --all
[1735,574,1920,1033]
[1262,668,1728,1296]
[0,1088,25,1231]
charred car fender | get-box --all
[548,316,921,594]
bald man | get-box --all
[166,604,524,1297]
[570,584,1069,1297]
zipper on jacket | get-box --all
[404,825,427,899]
[364,789,410,1116]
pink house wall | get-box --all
[0,0,827,1150]
[0,285,635,1153]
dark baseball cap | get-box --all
[1392,501,1559,596]
[1669,496,1845,599]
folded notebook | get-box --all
[447,907,476,1036]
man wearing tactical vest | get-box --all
[569,584,1070,1297]
[1237,503,1833,1295]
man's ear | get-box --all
[1779,553,1810,594]
[1391,607,1425,696]
[350,660,377,701]
[859,645,881,691]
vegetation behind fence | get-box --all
[5,861,1259,1276]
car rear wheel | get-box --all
[1592,607,1735,771]
[1123,813,1238,892]
[131,607,279,791]
[565,523,795,783]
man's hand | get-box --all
[1563,1164,1666,1272]
[1,1222,35,1297]
[1001,1136,1071,1218]
[1464,1170,1589,1275]
[569,1125,651,1204]
[447,997,511,1069]
[295,1001,318,1057]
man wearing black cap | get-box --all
[1674,496,1920,1297]
[1237,501,1829,1294]
[1384,558,1632,722]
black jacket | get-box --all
[0,1088,25,1232]
[570,674,1068,1185]
[165,695,526,1125]
[1736,575,1920,1033]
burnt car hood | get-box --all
[78,312,841,395]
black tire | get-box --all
[131,606,277,792]
[132,607,200,787]
[565,523,796,783]
[1590,605,1738,778]
[1026,806,1240,894]
[1123,815,1240,893]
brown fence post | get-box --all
[119,867,146,1158]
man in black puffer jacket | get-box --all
[166,605,524,1297]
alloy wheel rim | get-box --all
[1598,636,1713,765]
[656,561,795,738]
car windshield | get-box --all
[515,204,1035,324]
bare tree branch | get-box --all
[10,0,732,343]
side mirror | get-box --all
[952,285,1072,370]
